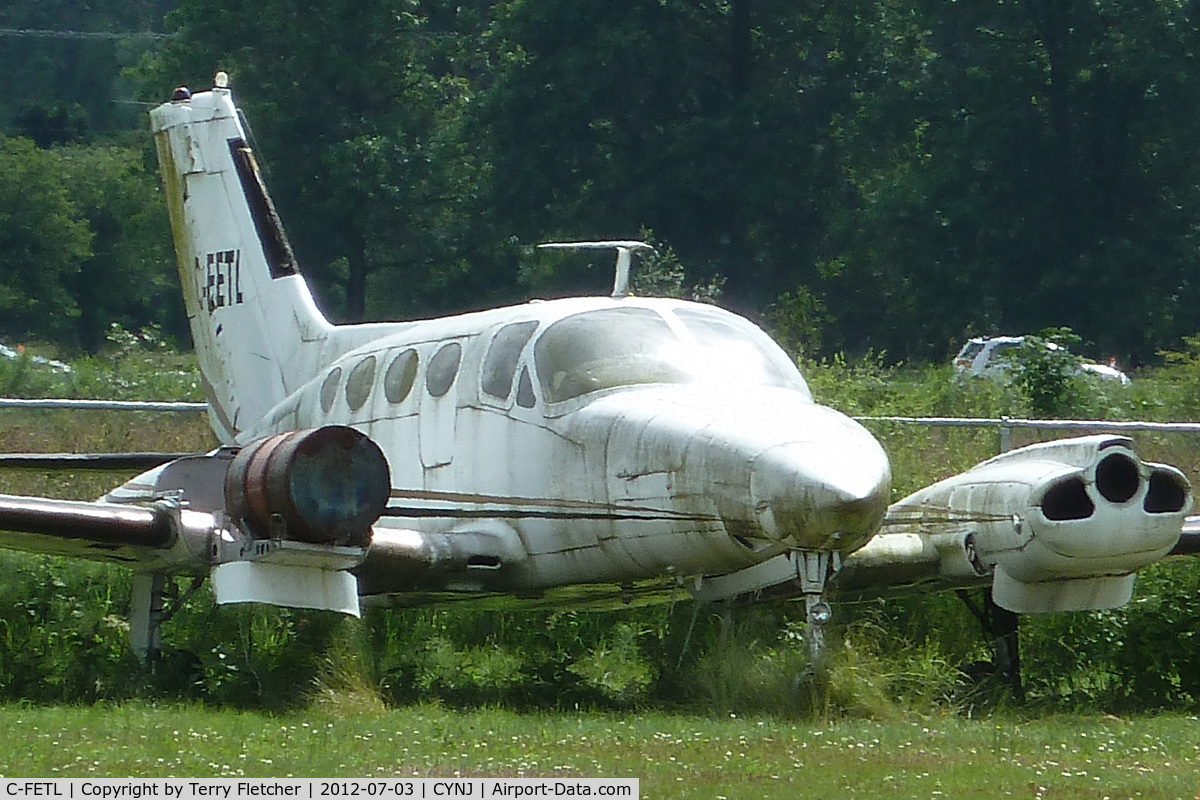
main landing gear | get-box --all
[129,572,205,665]
[957,588,1024,702]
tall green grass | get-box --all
[4,345,1200,716]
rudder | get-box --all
[150,77,331,442]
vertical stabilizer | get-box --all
[151,79,332,442]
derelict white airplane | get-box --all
[0,76,1193,666]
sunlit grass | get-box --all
[0,703,1197,799]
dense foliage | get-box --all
[0,0,171,140]
[4,347,1200,715]
[3,1,1200,364]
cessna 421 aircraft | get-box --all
[0,76,1194,667]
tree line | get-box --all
[3,0,1200,365]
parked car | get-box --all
[0,343,72,373]
[953,336,1129,384]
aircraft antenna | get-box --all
[537,240,655,298]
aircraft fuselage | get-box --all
[237,294,893,599]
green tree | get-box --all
[141,0,494,323]
[0,135,92,343]
[0,0,174,137]
[1010,327,1086,417]
[474,0,866,311]
[816,0,1200,362]
[56,144,180,351]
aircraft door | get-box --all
[420,341,463,469]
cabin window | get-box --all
[673,306,809,395]
[383,349,419,404]
[320,367,342,413]
[534,308,689,403]
[427,342,462,398]
[516,366,536,409]
[533,306,812,404]
[345,355,376,411]
[482,321,538,399]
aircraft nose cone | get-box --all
[749,423,892,552]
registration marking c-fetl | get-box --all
[196,249,244,314]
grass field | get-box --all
[0,703,1197,799]
[4,353,1200,797]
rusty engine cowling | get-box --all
[224,426,390,545]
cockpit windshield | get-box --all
[534,306,810,404]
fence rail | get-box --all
[4,398,1200,451]
[857,416,1200,433]
[855,415,1200,453]
[0,398,206,413]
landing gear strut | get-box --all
[957,589,1024,701]
[796,550,840,675]
[129,572,205,665]
[130,573,165,663]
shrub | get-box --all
[1008,328,1088,417]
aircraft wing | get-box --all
[693,435,1193,614]
[0,427,396,613]
[0,426,566,614]
[3,429,1193,640]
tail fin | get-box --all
[150,78,331,442]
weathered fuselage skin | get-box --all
[235,296,892,600]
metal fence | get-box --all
[0,398,207,413]
[3,399,1199,448]
[856,416,1200,453]
[4,399,1200,492]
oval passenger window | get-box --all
[345,355,377,411]
[426,342,462,398]
[320,367,342,413]
[384,349,419,404]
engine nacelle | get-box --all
[224,426,390,546]
[886,435,1192,612]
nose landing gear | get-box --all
[794,549,840,675]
